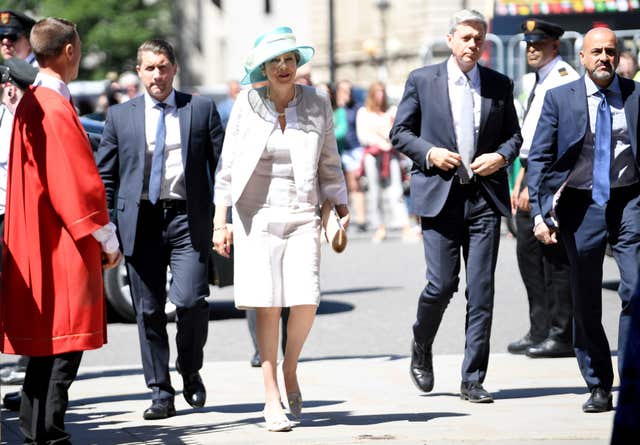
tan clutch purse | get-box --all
[321,200,347,253]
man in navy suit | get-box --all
[391,9,521,403]
[96,39,223,419]
[528,27,640,413]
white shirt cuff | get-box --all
[425,148,434,169]
[92,222,120,254]
[533,214,544,228]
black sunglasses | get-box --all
[1,33,19,42]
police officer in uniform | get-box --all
[508,19,579,358]
[0,10,37,67]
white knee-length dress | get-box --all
[214,85,348,310]
[233,127,321,308]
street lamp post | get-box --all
[375,0,390,81]
[329,0,336,85]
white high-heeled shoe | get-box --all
[262,407,292,432]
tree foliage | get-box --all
[3,0,175,79]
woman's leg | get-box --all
[282,305,317,395]
[363,154,384,240]
[345,170,366,228]
[256,307,284,413]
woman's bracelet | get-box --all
[213,225,227,232]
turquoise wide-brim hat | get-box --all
[241,26,314,85]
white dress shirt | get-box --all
[34,72,119,254]
[567,74,637,189]
[426,57,481,169]
[142,90,186,200]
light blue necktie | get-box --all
[149,102,167,204]
[592,90,611,207]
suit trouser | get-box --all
[126,202,210,401]
[19,351,83,445]
[611,282,640,444]
[515,209,572,344]
[413,182,501,383]
[557,185,640,392]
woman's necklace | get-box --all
[266,86,295,118]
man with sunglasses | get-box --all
[508,19,579,359]
[0,10,37,67]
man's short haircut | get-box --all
[448,9,487,34]
[30,18,77,65]
[137,39,176,65]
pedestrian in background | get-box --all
[96,39,224,420]
[357,81,411,242]
[217,79,241,129]
[336,80,367,232]
[508,19,577,359]
[0,18,121,443]
[528,27,640,413]
[391,9,521,403]
[213,26,348,431]
[616,51,638,80]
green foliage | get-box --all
[3,0,175,79]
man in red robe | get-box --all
[0,18,121,444]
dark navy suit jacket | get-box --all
[96,91,224,256]
[527,75,640,228]
[390,61,521,218]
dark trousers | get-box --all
[19,351,83,445]
[515,209,572,343]
[611,282,640,444]
[557,185,640,392]
[414,183,501,383]
[126,202,210,401]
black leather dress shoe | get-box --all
[176,360,206,408]
[182,372,206,408]
[143,399,176,420]
[525,338,575,358]
[460,382,494,403]
[410,341,434,392]
[2,391,21,411]
[582,387,612,413]
[507,334,539,354]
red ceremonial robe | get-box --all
[0,86,109,356]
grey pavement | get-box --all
[1,353,616,444]
[1,228,623,444]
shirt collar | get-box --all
[537,55,562,83]
[33,72,71,101]
[447,56,480,87]
[584,72,620,97]
[144,89,176,110]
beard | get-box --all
[588,64,614,82]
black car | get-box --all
[81,116,232,322]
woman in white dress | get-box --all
[213,27,349,432]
